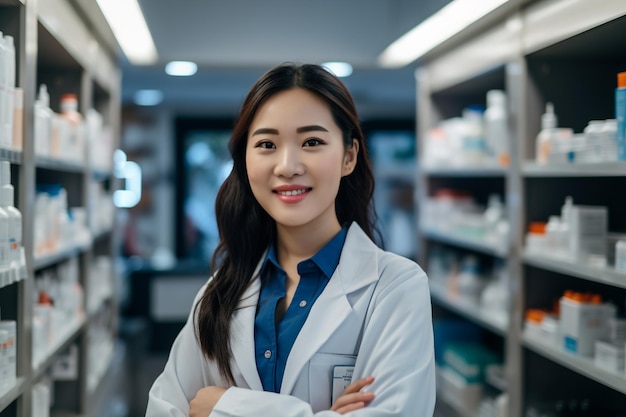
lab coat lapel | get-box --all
[280,224,379,395]
[230,261,264,391]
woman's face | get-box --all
[246,87,358,233]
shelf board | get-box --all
[421,227,508,258]
[429,283,508,336]
[36,156,85,174]
[522,0,626,57]
[421,165,507,177]
[523,335,626,395]
[33,316,86,380]
[523,251,626,289]
[0,377,26,412]
[34,242,91,270]
[523,162,626,177]
[0,148,22,164]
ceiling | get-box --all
[117,0,453,120]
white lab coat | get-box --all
[146,223,436,417]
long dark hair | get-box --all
[194,62,378,383]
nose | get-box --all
[273,145,304,178]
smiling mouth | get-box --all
[274,188,311,196]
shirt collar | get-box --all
[259,227,348,280]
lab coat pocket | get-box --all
[309,352,356,412]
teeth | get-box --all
[277,189,307,196]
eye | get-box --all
[255,140,276,149]
[303,138,323,147]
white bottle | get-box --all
[34,84,52,156]
[1,161,21,265]
[12,87,22,150]
[3,35,15,149]
[584,120,605,163]
[484,89,510,166]
[536,102,558,164]
[0,185,9,272]
[0,320,16,390]
[0,329,8,393]
[616,240,626,273]
[0,33,7,148]
[601,119,618,162]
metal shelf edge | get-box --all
[0,377,26,412]
[523,335,626,395]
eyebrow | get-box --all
[251,125,329,136]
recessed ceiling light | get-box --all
[165,61,198,76]
[322,62,353,78]
[134,89,163,106]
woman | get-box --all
[146,63,435,416]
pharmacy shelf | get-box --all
[421,166,507,178]
[34,241,92,271]
[523,162,626,177]
[421,227,508,258]
[523,250,626,289]
[523,335,626,395]
[0,148,22,164]
[35,156,85,174]
[429,282,508,336]
[1,0,121,416]
[0,377,26,411]
[33,315,86,380]
[416,1,626,416]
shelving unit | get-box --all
[0,0,120,416]
[416,1,626,416]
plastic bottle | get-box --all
[584,120,605,162]
[484,89,510,166]
[616,72,626,161]
[34,84,52,156]
[616,240,626,273]
[536,102,557,164]
[462,105,486,166]
[0,33,7,148]
[3,35,15,149]
[59,94,83,161]
[1,161,21,265]
[12,87,22,150]
[600,119,618,162]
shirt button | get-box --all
[299,300,307,308]
[264,349,272,359]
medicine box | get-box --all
[569,205,607,264]
[594,340,625,372]
[560,296,612,356]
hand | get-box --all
[189,386,228,417]
[330,376,375,415]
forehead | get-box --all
[251,88,335,127]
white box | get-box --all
[594,340,625,372]
[569,205,607,265]
[560,296,612,356]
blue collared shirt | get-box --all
[254,227,348,393]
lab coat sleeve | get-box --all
[210,263,436,417]
[146,284,213,417]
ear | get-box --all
[342,138,359,176]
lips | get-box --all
[273,185,312,203]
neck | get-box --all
[275,221,342,264]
